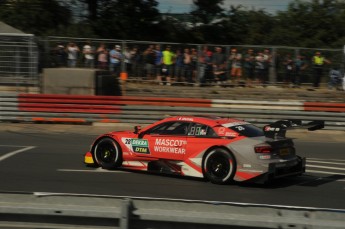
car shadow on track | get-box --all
[238,174,345,189]
[118,168,208,183]
[100,167,345,188]
[295,174,345,187]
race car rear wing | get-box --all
[263,120,324,139]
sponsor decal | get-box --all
[123,138,150,154]
[154,138,187,154]
[155,139,187,147]
[264,126,280,132]
[222,122,249,128]
[225,132,237,137]
[131,139,150,154]
[234,126,245,131]
[154,146,186,154]
[218,127,225,135]
[178,117,194,121]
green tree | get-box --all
[155,16,193,42]
[0,0,72,36]
[240,10,277,45]
[275,0,345,47]
[216,6,274,45]
[94,0,160,40]
[189,5,275,45]
[74,0,113,21]
[191,0,224,24]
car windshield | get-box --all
[227,124,264,137]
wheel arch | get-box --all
[91,136,123,167]
[202,145,236,167]
[201,145,237,184]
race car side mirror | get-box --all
[134,125,141,134]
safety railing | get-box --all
[1,93,345,130]
[0,192,344,229]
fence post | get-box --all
[120,198,132,229]
[120,41,128,95]
[343,45,345,73]
[269,47,277,84]
[196,44,201,84]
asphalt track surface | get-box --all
[0,123,344,210]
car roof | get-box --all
[162,115,247,127]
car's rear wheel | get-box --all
[93,138,122,169]
[203,148,236,184]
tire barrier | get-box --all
[1,93,345,130]
[0,193,344,229]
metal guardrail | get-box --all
[1,93,345,130]
[0,192,344,229]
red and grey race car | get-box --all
[84,116,324,184]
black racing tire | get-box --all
[93,137,123,169]
[202,148,236,184]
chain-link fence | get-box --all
[1,35,344,90]
[0,33,39,89]
[40,37,344,86]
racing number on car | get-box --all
[188,126,198,135]
[188,126,207,136]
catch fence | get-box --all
[0,33,39,88]
[41,36,344,86]
[0,34,344,91]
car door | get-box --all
[140,121,189,160]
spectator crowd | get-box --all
[51,41,343,90]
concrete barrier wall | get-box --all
[42,68,97,95]
[42,68,122,96]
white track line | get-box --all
[308,158,345,162]
[307,160,345,166]
[58,168,129,173]
[307,165,345,171]
[306,170,345,179]
[0,146,36,162]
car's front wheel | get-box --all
[93,138,122,169]
[203,148,236,184]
